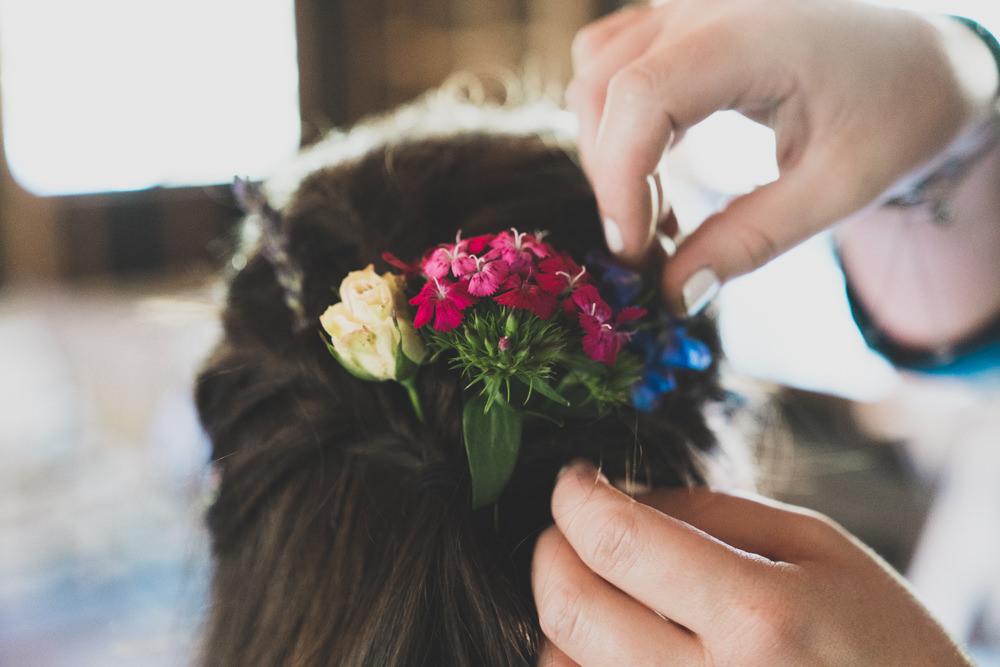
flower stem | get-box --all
[401,378,425,422]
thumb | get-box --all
[663,159,860,317]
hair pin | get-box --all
[233,177,308,331]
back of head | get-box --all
[195,94,724,666]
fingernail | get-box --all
[658,232,677,258]
[557,459,588,479]
[602,217,624,253]
[682,267,720,317]
[558,459,609,485]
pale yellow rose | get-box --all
[321,302,399,380]
[320,266,426,381]
[340,265,396,322]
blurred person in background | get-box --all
[533,0,1000,665]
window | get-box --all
[0,0,301,196]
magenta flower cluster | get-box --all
[391,229,647,366]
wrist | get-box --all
[877,15,999,212]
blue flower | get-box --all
[582,252,713,413]
[630,321,713,412]
[659,328,712,371]
[585,251,643,308]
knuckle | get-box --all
[587,507,641,574]
[538,582,587,646]
[732,221,780,269]
[571,24,604,66]
[607,64,657,104]
[795,510,849,548]
[572,5,646,66]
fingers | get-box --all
[638,487,847,562]
[568,13,662,171]
[571,4,654,72]
[532,525,705,667]
[589,37,761,266]
[550,461,775,638]
[661,157,856,316]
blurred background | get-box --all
[0,0,997,665]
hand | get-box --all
[567,0,999,316]
[531,461,971,666]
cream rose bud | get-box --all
[340,265,396,322]
[321,266,427,380]
[321,302,400,380]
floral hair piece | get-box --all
[321,229,713,508]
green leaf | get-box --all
[529,377,571,407]
[560,353,608,377]
[393,334,419,382]
[503,309,518,337]
[463,391,523,509]
[400,377,425,422]
[523,409,564,427]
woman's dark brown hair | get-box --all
[195,99,723,666]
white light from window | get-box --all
[0,0,301,196]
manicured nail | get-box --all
[602,217,624,254]
[558,459,609,485]
[558,459,589,479]
[658,232,677,257]
[682,267,720,317]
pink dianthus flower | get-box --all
[410,277,477,331]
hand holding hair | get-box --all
[531,460,971,666]
[567,0,999,317]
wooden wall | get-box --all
[0,0,613,285]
